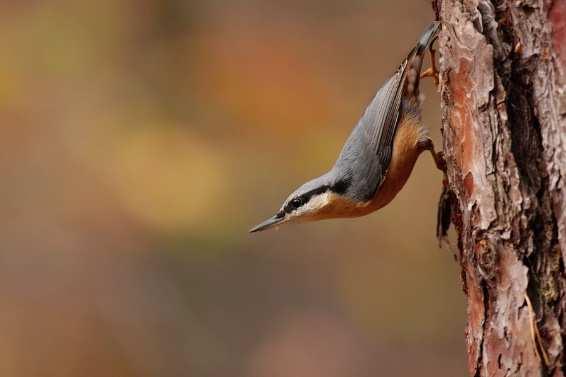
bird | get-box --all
[250,22,444,233]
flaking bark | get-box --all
[433,0,566,376]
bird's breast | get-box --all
[365,115,424,212]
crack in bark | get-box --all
[475,282,490,377]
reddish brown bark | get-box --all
[434,0,566,376]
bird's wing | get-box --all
[334,23,439,202]
[334,65,407,202]
[368,61,408,185]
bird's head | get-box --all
[249,172,352,233]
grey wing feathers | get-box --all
[374,22,440,174]
[333,66,406,202]
[372,62,409,185]
[333,22,439,202]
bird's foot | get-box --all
[420,45,440,87]
[418,137,446,173]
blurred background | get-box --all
[0,1,466,376]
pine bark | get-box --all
[433,0,566,375]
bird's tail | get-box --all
[414,21,440,57]
[404,21,440,98]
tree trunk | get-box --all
[433,0,566,376]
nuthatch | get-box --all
[250,22,444,233]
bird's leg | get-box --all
[418,136,446,172]
[420,44,439,87]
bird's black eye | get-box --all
[286,197,304,212]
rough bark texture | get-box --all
[433,0,566,376]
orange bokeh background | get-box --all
[0,1,465,376]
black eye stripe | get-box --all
[331,179,350,194]
[284,185,331,213]
[284,198,303,213]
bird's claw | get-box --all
[420,45,440,87]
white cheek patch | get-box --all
[296,192,331,216]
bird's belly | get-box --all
[359,117,424,215]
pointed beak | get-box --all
[249,214,286,233]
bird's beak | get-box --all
[249,214,286,233]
